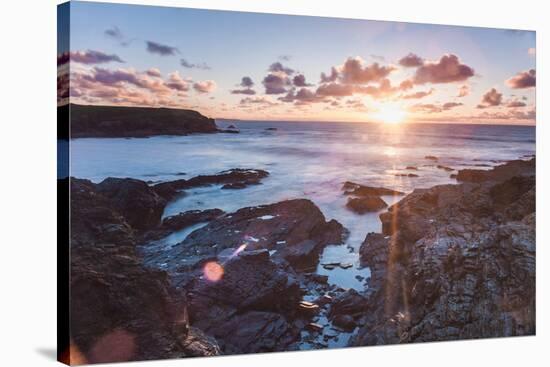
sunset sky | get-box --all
[58,1,536,125]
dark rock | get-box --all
[162,209,225,231]
[346,196,388,214]
[227,124,237,129]
[298,301,320,317]
[68,104,218,138]
[96,177,166,230]
[214,311,298,354]
[329,289,368,320]
[306,323,324,332]
[332,315,357,331]
[395,173,419,178]
[265,127,278,131]
[342,181,404,196]
[406,166,418,170]
[456,158,534,183]
[160,199,346,272]
[425,155,438,161]
[187,250,301,353]
[437,165,454,172]
[351,158,536,347]
[154,168,269,200]
[69,178,219,362]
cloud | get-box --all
[263,73,291,95]
[413,54,474,84]
[146,68,162,78]
[278,88,323,104]
[293,74,312,87]
[146,41,179,56]
[399,79,414,91]
[316,83,355,97]
[165,71,190,92]
[231,89,256,95]
[278,55,291,61]
[104,26,134,46]
[57,50,124,66]
[506,69,536,89]
[239,76,254,88]
[320,67,339,83]
[104,26,123,40]
[230,77,256,95]
[475,108,535,121]
[268,62,294,75]
[180,58,211,70]
[528,47,536,56]
[507,100,527,108]
[401,89,433,99]
[410,101,463,113]
[398,53,423,67]
[410,103,443,113]
[457,84,470,97]
[479,88,503,107]
[370,54,386,62]
[339,57,396,84]
[193,80,217,93]
[345,98,370,112]
[239,96,278,107]
[442,102,463,110]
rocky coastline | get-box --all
[69,157,535,362]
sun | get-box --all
[373,103,407,124]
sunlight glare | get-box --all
[373,103,407,124]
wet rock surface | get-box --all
[351,159,536,346]
[69,178,220,363]
[148,198,347,276]
[342,181,404,197]
[153,168,269,200]
[346,196,388,214]
[186,249,302,353]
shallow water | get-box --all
[71,120,535,290]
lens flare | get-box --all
[232,244,248,257]
[203,261,224,282]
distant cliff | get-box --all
[63,104,219,138]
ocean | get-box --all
[71,120,535,290]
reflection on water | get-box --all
[72,120,535,290]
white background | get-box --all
[0,0,547,366]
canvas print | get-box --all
[57,1,536,364]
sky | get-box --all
[57,1,536,125]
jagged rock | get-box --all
[342,182,404,197]
[456,158,534,183]
[69,178,219,362]
[346,196,388,214]
[437,164,454,172]
[159,199,346,272]
[351,159,536,347]
[153,168,269,200]
[332,315,357,331]
[162,209,225,231]
[329,289,368,320]
[96,177,166,230]
[187,249,301,354]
